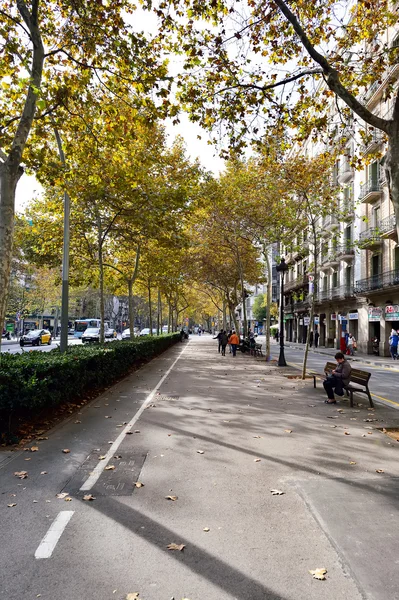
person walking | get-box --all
[347,333,355,356]
[323,352,352,404]
[213,330,222,353]
[220,330,228,356]
[314,328,319,348]
[229,330,240,357]
[227,330,233,353]
[389,329,399,360]
[248,329,256,356]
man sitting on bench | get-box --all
[323,352,352,405]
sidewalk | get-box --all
[2,335,399,600]
[285,340,397,369]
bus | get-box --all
[74,319,108,338]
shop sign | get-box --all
[385,305,399,321]
[331,314,337,320]
[314,316,319,325]
[338,314,347,322]
[285,313,294,320]
[304,316,310,326]
[348,312,359,320]
[368,307,382,322]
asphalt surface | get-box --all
[1,335,399,600]
[0,337,119,354]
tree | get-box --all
[0,0,172,345]
[150,0,399,239]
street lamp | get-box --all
[276,257,289,367]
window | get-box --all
[372,254,380,276]
[373,206,381,228]
[332,271,338,288]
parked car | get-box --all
[121,328,131,340]
[68,327,75,336]
[20,329,51,347]
[105,328,117,339]
[81,327,100,344]
[162,325,169,333]
[139,328,158,336]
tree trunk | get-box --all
[98,243,105,343]
[157,289,161,335]
[302,226,318,379]
[148,282,153,336]
[386,129,399,242]
[168,301,171,333]
[0,165,22,352]
[159,291,163,333]
[222,297,227,330]
[128,279,134,338]
[263,245,272,362]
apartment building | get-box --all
[282,24,399,356]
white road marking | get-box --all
[35,511,74,559]
[80,341,190,491]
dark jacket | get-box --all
[220,332,228,345]
[334,360,352,385]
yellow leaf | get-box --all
[167,543,185,551]
[134,482,144,488]
[165,495,178,501]
[309,568,327,580]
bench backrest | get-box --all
[349,368,371,386]
[324,361,336,372]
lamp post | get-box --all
[276,257,289,367]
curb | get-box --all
[285,344,398,370]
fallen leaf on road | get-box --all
[37,436,48,440]
[327,416,338,419]
[30,446,39,452]
[270,489,284,495]
[253,436,261,439]
[126,594,139,599]
[125,431,133,435]
[25,458,31,461]
[167,543,185,551]
[134,430,140,433]
[62,449,70,454]
[376,469,384,473]
[330,425,337,428]
[83,494,95,501]
[7,503,17,507]
[56,493,69,499]
[344,432,350,435]
[105,416,112,419]
[362,434,367,437]
[203,527,210,532]
[337,409,344,413]
[114,455,122,459]
[64,497,72,502]
[74,421,81,424]
[309,568,327,580]
[197,450,204,454]
[165,496,178,501]
[105,465,115,470]
[350,461,357,465]
[40,471,47,475]
[284,429,292,433]
[98,455,106,460]
[254,458,261,462]
[14,471,28,479]
[134,482,144,488]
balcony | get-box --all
[338,161,354,183]
[317,289,332,302]
[324,215,339,232]
[284,303,294,313]
[285,274,308,292]
[380,214,397,240]
[324,249,340,268]
[358,179,383,204]
[293,299,311,312]
[336,243,355,262]
[361,129,385,155]
[358,227,382,250]
[354,269,399,294]
[331,285,355,299]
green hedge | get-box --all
[0,334,180,432]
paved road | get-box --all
[2,336,399,600]
[0,337,120,354]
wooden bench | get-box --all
[313,361,374,408]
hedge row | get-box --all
[0,334,180,432]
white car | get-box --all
[139,328,158,336]
[121,328,131,340]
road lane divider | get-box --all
[80,341,191,492]
[35,511,74,559]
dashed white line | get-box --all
[79,341,190,492]
[35,511,74,559]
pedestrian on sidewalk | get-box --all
[314,328,319,348]
[389,329,399,359]
[323,352,352,404]
[213,330,222,353]
[220,330,228,356]
[347,333,356,356]
[229,330,239,357]
[227,330,233,353]
[248,329,256,356]
[309,330,313,347]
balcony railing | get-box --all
[336,243,355,258]
[379,214,397,237]
[316,285,354,302]
[358,227,382,248]
[354,268,399,293]
[338,161,354,182]
[361,129,384,154]
[285,274,307,292]
[324,215,339,229]
[358,179,382,202]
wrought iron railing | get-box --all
[379,214,396,234]
[358,179,382,200]
[358,227,382,245]
[354,269,399,293]
[336,243,355,257]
